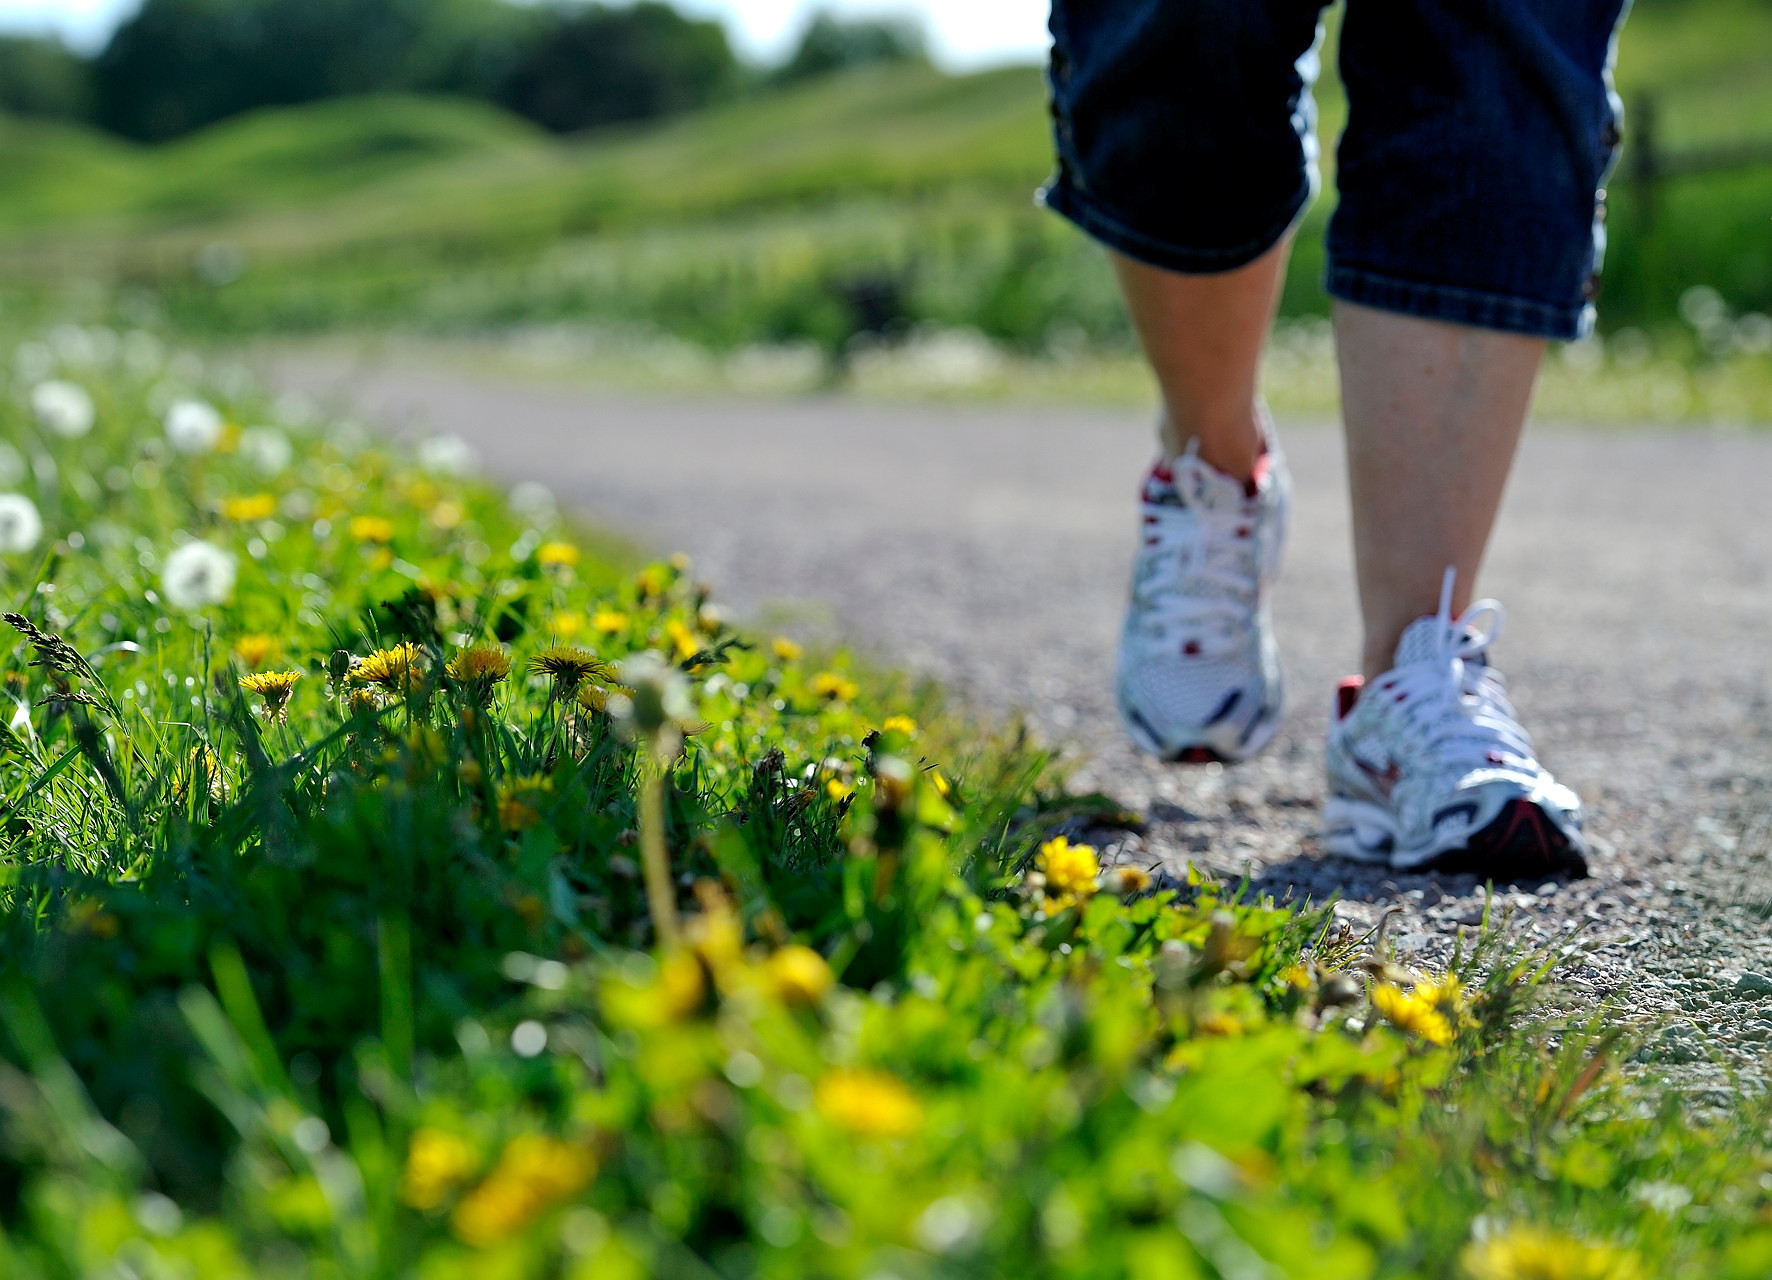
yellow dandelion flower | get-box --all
[171,747,225,804]
[351,643,425,694]
[497,776,552,833]
[1370,982,1455,1047]
[450,1135,595,1248]
[592,608,630,634]
[232,633,279,669]
[809,671,859,702]
[815,1069,924,1139]
[530,646,611,696]
[430,500,464,530]
[766,945,833,1007]
[1279,963,1312,990]
[772,637,803,663]
[347,686,390,716]
[402,1128,479,1211]
[656,948,706,1020]
[221,493,277,522]
[446,644,511,705]
[575,684,615,714]
[536,542,580,569]
[447,644,511,685]
[1462,1225,1645,1280]
[636,566,669,600]
[349,515,396,544]
[881,714,917,737]
[825,777,852,801]
[666,619,700,662]
[1037,836,1100,909]
[239,670,300,721]
[549,612,585,640]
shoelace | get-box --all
[1374,568,1537,779]
[1134,444,1260,657]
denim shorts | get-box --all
[1042,0,1631,340]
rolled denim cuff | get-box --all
[1041,172,1314,276]
[1326,265,1597,343]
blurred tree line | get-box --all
[0,0,926,143]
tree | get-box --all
[90,0,738,143]
[496,2,737,135]
[92,0,529,142]
[774,10,927,84]
[0,35,95,121]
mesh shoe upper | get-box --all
[1115,431,1289,763]
[1324,570,1586,875]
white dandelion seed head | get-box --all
[418,434,476,476]
[160,540,236,610]
[0,495,43,554]
[31,380,95,439]
[165,398,224,454]
[239,426,292,477]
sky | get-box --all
[0,0,1051,69]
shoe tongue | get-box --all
[1393,614,1487,668]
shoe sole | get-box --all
[1406,798,1589,881]
[1118,691,1283,766]
[1324,795,1589,880]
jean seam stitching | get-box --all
[1325,265,1588,337]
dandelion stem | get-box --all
[638,759,680,949]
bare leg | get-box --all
[1111,239,1292,483]
[1335,301,1545,680]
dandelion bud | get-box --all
[328,649,353,686]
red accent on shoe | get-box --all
[1177,746,1223,764]
[1335,676,1364,720]
[1246,446,1270,498]
[1183,640,1201,656]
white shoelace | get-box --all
[1133,445,1260,657]
[1376,568,1537,778]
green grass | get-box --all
[0,325,1770,1275]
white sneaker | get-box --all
[1115,428,1290,764]
[1323,570,1588,878]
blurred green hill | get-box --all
[1,0,1768,352]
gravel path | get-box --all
[273,355,1772,1093]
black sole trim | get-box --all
[1413,798,1589,882]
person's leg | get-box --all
[1042,0,1326,763]
[1335,302,1546,681]
[1317,0,1627,876]
[1111,238,1293,483]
